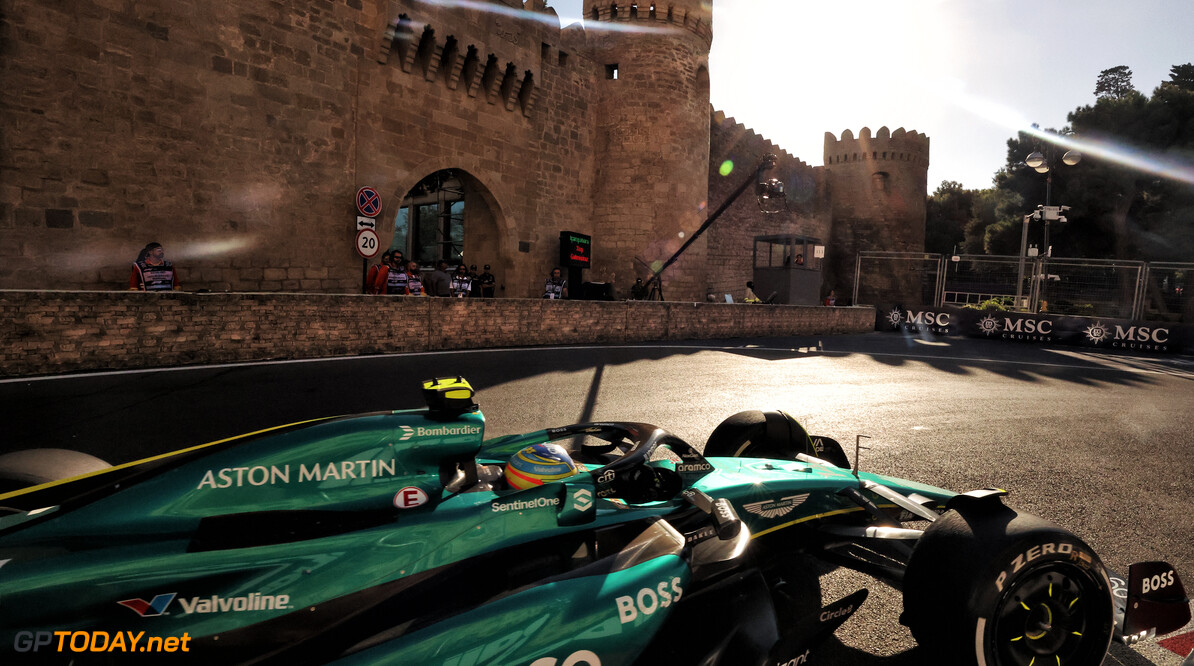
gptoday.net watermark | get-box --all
[14,630,191,654]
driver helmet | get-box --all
[505,443,579,489]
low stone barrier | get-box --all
[0,291,873,377]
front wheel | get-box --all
[902,502,1115,666]
[704,410,850,469]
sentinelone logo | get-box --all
[119,592,291,616]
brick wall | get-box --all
[0,291,872,377]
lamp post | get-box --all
[1014,139,1081,311]
[643,154,784,301]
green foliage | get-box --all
[924,181,974,255]
[958,63,1194,262]
[1094,65,1137,100]
[1169,63,1194,91]
[962,297,1013,311]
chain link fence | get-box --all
[856,252,1194,323]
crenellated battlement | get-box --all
[712,110,800,165]
[823,126,930,168]
[581,1,712,43]
[377,2,567,118]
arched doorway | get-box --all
[389,168,504,288]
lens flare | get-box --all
[913,78,1194,186]
[420,0,683,35]
[1022,127,1194,186]
[650,260,663,273]
[171,237,258,260]
[719,160,734,176]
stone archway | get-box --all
[386,167,508,293]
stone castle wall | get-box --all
[706,112,830,302]
[1,0,930,303]
[0,0,608,297]
[823,127,930,300]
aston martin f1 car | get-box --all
[0,377,1189,665]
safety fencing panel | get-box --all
[853,252,944,309]
[940,255,1022,309]
[1140,262,1194,323]
[860,252,1191,326]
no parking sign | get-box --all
[356,186,382,218]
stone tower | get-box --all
[584,1,713,300]
[822,126,930,302]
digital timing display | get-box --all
[560,231,591,268]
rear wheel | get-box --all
[0,448,111,494]
[704,410,850,469]
[902,502,1115,666]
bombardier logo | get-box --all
[399,426,414,441]
[743,494,809,519]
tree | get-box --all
[1094,65,1136,100]
[1169,63,1194,91]
[925,181,975,255]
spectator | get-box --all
[366,250,392,293]
[468,264,481,297]
[372,252,409,295]
[450,264,473,298]
[630,278,647,300]
[129,242,180,291]
[824,289,836,306]
[744,281,761,304]
[406,261,426,296]
[479,264,496,298]
[428,260,452,297]
[795,253,804,266]
[543,267,568,299]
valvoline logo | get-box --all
[117,593,177,617]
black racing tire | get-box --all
[902,502,1115,666]
[704,410,850,469]
[0,448,111,494]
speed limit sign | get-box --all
[355,228,381,259]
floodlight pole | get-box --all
[644,154,780,301]
[1015,213,1033,309]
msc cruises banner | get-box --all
[875,305,1193,355]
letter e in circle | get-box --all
[394,486,429,509]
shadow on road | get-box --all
[1,331,1183,464]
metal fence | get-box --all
[856,252,1194,323]
[852,252,944,310]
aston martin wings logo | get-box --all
[743,494,810,519]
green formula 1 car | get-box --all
[0,377,1189,665]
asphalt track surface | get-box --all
[3,332,1192,665]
